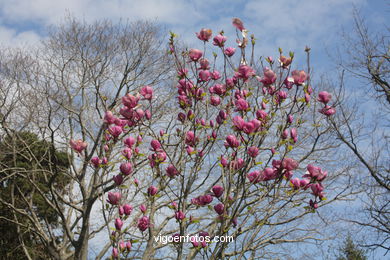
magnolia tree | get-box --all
[0,18,346,260]
[96,19,340,259]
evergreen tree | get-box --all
[0,131,70,259]
[336,235,367,260]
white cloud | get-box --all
[243,0,366,53]
[0,26,41,48]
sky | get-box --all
[0,0,388,72]
[0,0,388,259]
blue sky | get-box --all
[0,0,388,69]
[0,0,387,70]
[1,0,388,259]
[0,0,388,88]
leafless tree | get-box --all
[0,17,173,259]
[329,8,390,253]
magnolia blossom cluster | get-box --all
[167,17,334,219]
[94,86,154,259]
[317,91,336,116]
[96,18,337,258]
[106,191,135,258]
[289,164,328,208]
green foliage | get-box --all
[0,131,71,259]
[336,235,367,260]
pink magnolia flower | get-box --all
[150,139,162,151]
[290,128,297,143]
[140,85,153,100]
[215,112,228,123]
[199,58,210,70]
[185,131,197,146]
[290,178,301,190]
[69,139,88,153]
[139,204,147,213]
[235,98,249,111]
[226,77,237,88]
[175,211,186,220]
[199,195,213,205]
[122,148,132,160]
[213,34,227,47]
[114,118,127,128]
[214,203,225,215]
[120,162,132,176]
[256,110,268,121]
[210,96,221,106]
[263,168,277,180]
[305,164,327,181]
[318,91,332,104]
[220,156,229,167]
[166,164,180,178]
[208,71,219,81]
[119,107,133,119]
[123,204,133,216]
[124,137,136,148]
[108,125,122,138]
[212,185,224,197]
[236,65,255,81]
[122,94,139,108]
[279,55,292,68]
[277,91,288,102]
[305,93,311,103]
[225,135,240,148]
[300,178,310,189]
[282,129,289,139]
[199,70,211,81]
[307,85,313,94]
[189,49,203,62]
[91,156,101,168]
[247,170,262,183]
[231,158,245,170]
[247,146,259,158]
[186,146,195,155]
[233,115,245,131]
[311,183,324,198]
[112,248,119,258]
[115,218,123,230]
[310,199,319,209]
[104,111,116,124]
[319,105,336,116]
[113,174,124,186]
[196,28,212,41]
[191,236,199,247]
[134,108,144,120]
[287,115,294,124]
[224,47,236,57]
[177,112,186,122]
[243,121,255,134]
[232,18,245,31]
[209,84,225,96]
[148,185,158,196]
[126,241,131,251]
[282,158,299,171]
[138,216,149,232]
[291,70,307,85]
[284,77,294,89]
[259,68,277,85]
[119,241,125,251]
[107,192,121,205]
